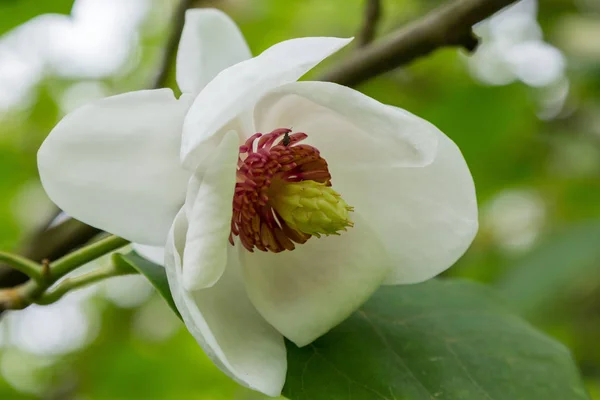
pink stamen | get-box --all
[230,128,331,253]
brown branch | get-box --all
[357,0,382,48]
[320,0,519,86]
[0,0,197,309]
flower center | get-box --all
[230,128,353,253]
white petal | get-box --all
[373,127,479,284]
[176,9,251,94]
[165,209,286,396]
[132,244,165,266]
[254,81,438,168]
[182,131,239,290]
[240,214,390,347]
[253,83,477,284]
[38,89,192,245]
[181,36,353,169]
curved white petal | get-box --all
[182,131,239,290]
[374,127,479,284]
[254,81,438,168]
[38,89,192,245]
[252,82,478,284]
[176,9,251,94]
[165,209,286,396]
[132,244,165,266]
[240,214,390,347]
[181,36,353,169]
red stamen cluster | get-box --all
[230,128,331,253]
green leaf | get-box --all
[112,251,181,319]
[0,0,75,37]
[283,280,589,400]
[496,220,600,317]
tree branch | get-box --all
[357,0,382,48]
[0,218,101,289]
[0,236,130,310]
[320,0,518,86]
[151,0,195,88]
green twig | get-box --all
[0,235,131,310]
[50,235,130,278]
[0,252,43,282]
[37,263,137,305]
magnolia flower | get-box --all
[37,8,478,397]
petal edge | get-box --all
[38,89,192,245]
[176,9,252,94]
[165,209,287,396]
[181,36,353,169]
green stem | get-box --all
[0,235,131,310]
[0,251,43,282]
[37,263,137,305]
[50,235,130,279]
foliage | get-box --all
[285,280,589,400]
[113,251,180,318]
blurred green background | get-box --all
[0,0,599,398]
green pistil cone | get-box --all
[271,180,354,237]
